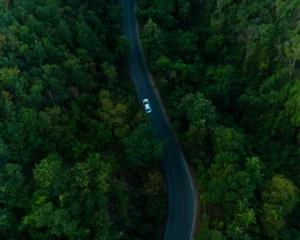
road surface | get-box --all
[121,0,196,239]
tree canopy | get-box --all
[137,0,300,239]
[0,0,166,239]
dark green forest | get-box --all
[136,0,300,239]
[0,0,167,239]
[1,0,300,239]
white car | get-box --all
[143,98,151,113]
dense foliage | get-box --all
[136,0,300,239]
[0,0,167,239]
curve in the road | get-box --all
[121,0,196,239]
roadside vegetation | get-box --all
[0,0,167,239]
[137,0,300,239]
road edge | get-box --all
[133,3,199,239]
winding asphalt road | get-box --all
[121,0,196,239]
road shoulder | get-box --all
[134,5,201,238]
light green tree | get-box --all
[260,175,299,239]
